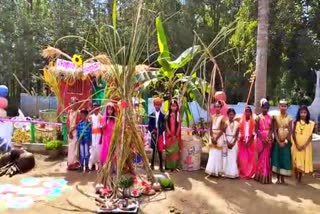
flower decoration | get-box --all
[71,54,83,66]
[133,176,138,184]
[141,180,147,186]
[100,188,112,195]
[120,101,129,108]
[131,189,140,197]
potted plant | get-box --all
[118,175,134,198]
[45,140,63,159]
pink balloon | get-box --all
[0,97,8,109]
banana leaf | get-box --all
[168,45,201,69]
[181,96,193,127]
[133,70,158,83]
[156,17,171,72]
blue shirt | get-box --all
[77,120,92,144]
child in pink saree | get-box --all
[238,106,256,179]
[254,99,273,184]
[100,102,116,165]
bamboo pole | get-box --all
[246,72,256,105]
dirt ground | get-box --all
[1,155,320,214]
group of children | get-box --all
[206,98,315,184]
[66,97,116,172]
[65,96,183,173]
[64,95,315,183]
[67,98,181,171]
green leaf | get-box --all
[168,45,201,69]
[186,79,205,107]
[155,17,171,72]
[191,71,197,78]
[160,67,171,77]
[181,97,193,127]
[112,0,117,30]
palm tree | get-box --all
[254,0,269,113]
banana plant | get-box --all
[153,17,209,126]
[134,16,230,127]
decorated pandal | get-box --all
[41,46,153,114]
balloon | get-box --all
[0,85,8,97]
[0,97,8,109]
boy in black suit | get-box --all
[148,97,166,172]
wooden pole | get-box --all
[246,74,256,105]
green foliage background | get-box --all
[0,0,319,111]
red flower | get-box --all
[145,186,151,192]
[133,176,138,184]
[101,187,112,194]
[121,101,129,108]
[141,180,147,186]
[131,189,139,196]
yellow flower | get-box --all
[72,54,83,66]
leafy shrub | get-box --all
[118,175,134,189]
[45,140,63,150]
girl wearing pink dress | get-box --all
[254,99,273,184]
[100,102,116,165]
[238,106,256,179]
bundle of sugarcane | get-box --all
[96,0,155,194]
[98,108,154,188]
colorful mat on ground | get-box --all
[0,177,70,210]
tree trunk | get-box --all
[254,0,269,114]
